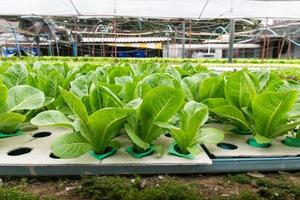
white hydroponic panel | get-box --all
[0,127,212,166]
[0,127,100,165]
[101,135,212,166]
[204,123,300,158]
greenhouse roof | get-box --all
[0,0,300,19]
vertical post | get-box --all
[189,20,192,58]
[36,36,41,56]
[101,33,104,57]
[228,19,235,63]
[88,39,91,56]
[182,21,186,58]
[47,34,53,56]
[12,26,21,57]
[277,40,280,58]
[73,17,78,59]
[278,39,285,59]
[92,42,95,56]
[266,37,270,58]
[113,17,117,58]
[166,33,170,57]
[55,40,60,56]
[72,42,77,57]
[261,18,268,60]
[288,39,292,58]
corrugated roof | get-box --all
[82,37,170,43]
[166,43,260,50]
[0,33,49,46]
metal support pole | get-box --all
[228,19,235,63]
[47,34,53,56]
[113,17,117,58]
[12,26,21,57]
[288,39,292,59]
[189,20,192,58]
[55,40,60,56]
[266,37,270,58]
[73,17,78,59]
[278,39,285,59]
[101,33,104,57]
[261,18,268,60]
[182,21,186,58]
[72,42,77,57]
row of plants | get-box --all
[1,56,300,65]
[0,60,299,161]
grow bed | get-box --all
[0,126,299,176]
[203,123,300,158]
[0,126,211,176]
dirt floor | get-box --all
[2,171,300,200]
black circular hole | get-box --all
[217,142,238,150]
[32,132,52,138]
[174,144,190,155]
[132,147,154,156]
[49,153,60,159]
[293,128,298,133]
[7,147,32,156]
[94,147,113,155]
[165,133,171,138]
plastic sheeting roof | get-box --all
[72,0,232,19]
[0,0,300,19]
[0,0,77,16]
[221,0,300,19]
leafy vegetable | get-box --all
[31,88,135,158]
[125,86,185,154]
[224,70,256,109]
[252,91,299,143]
[155,101,224,155]
[0,81,45,134]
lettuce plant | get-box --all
[205,70,300,144]
[98,72,181,107]
[206,70,257,133]
[0,80,45,134]
[250,90,300,143]
[211,90,300,144]
[155,101,224,157]
[31,88,135,159]
[0,63,29,88]
[134,73,181,98]
[125,86,185,155]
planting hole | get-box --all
[217,142,238,150]
[132,147,154,156]
[247,138,271,148]
[293,128,298,133]
[165,133,171,138]
[174,144,190,155]
[32,132,52,138]
[49,153,60,159]
[7,147,32,156]
[94,147,113,155]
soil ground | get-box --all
[1,171,300,200]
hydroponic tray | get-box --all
[203,123,300,158]
[1,156,300,175]
[0,126,212,175]
[0,126,299,176]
